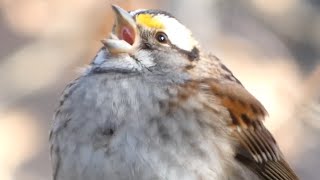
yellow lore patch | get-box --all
[136,14,164,29]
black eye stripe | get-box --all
[139,39,199,62]
[170,44,200,61]
[184,47,200,61]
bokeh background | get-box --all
[1,0,320,179]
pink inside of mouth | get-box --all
[121,27,135,45]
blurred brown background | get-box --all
[0,0,320,179]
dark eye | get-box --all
[155,32,168,43]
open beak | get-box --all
[102,5,138,54]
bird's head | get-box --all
[100,5,200,72]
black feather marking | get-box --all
[132,9,175,18]
[170,44,200,61]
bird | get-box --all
[49,5,299,180]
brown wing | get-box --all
[207,80,299,180]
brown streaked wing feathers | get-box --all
[202,80,299,180]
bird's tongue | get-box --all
[121,26,135,45]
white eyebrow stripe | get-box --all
[153,15,198,52]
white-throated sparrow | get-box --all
[50,5,299,180]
